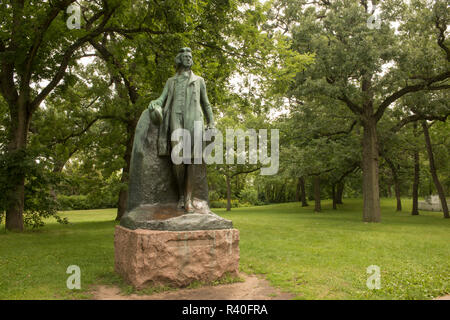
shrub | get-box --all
[239,186,259,205]
[210,199,240,208]
[56,194,117,211]
[208,190,222,201]
[57,195,91,210]
[0,150,67,228]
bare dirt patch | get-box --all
[434,295,450,300]
[92,274,296,300]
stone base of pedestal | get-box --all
[114,225,240,288]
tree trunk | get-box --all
[394,178,402,211]
[115,121,136,221]
[49,163,65,203]
[5,103,31,232]
[386,158,402,211]
[362,117,381,222]
[226,175,231,211]
[336,181,344,204]
[5,176,25,232]
[295,178,300,202]
[411,124,420,216]
[278,182,286,203]
[314,176,321,212]
[50,150,78,203]
[332,184,337,210]
[299,177,308,207]
[421,121,449,218]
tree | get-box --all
[411,122,420,215]
[1,0,269,229]
[278,93,361,213]
[271,0,450,222]
[0,0,151,231]
[313,175,321,212]
[393,87,449,216]
[422,120,449,218]
[296,176,308,207]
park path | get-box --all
[91,275,448,300]
[92,273,296,300]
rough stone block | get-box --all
[114,226,239,288]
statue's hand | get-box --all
[205,124,217,143]
[148,100,158,112]
[149,104,163,126]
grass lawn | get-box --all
[0,198,449,300]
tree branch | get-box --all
[338,94,363,115]
[434,10,450,62]
[314,120,358,139]
[337,163,359,183]
[0,32,19,106]
[102,27,167,38]
[89,39,139,104]
[392,112,449,133]
[29,4,118,112]
[375,71,450,122]
[230,166,262,178]
[22,1,76,91]
[47,114,124,147]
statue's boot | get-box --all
[177,196,185,209]
[185,197,195,213]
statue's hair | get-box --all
[175,47,193,68]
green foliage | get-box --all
[0,0,448,232]
[54,161,122,210]
[261,0,449,215]
[254,174,297,204]
[239,185,260,205]
[56,195,92,211]
[0,150,67,229]
[210,199,242,209]
[208,190,222,202]
[23,176,68,229]
[56,194,117,211]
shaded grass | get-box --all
[0,199,448,299]
[0,211,118,300]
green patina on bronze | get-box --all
[120,47,232,231]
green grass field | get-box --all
[0,198,449,300]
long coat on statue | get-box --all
[153,71,214,157]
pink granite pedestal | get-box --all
[114,226,240,288]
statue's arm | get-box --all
[149,80,169,111]
[200,78,215,128]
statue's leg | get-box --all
[170,112,187,209]
[185,164,195,213]
[172,164,186,209]
[186,163,211,214]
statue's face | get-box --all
[181,52,193,68]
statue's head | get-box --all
[175,47,193,70]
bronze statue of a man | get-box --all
[148,47,215,213]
